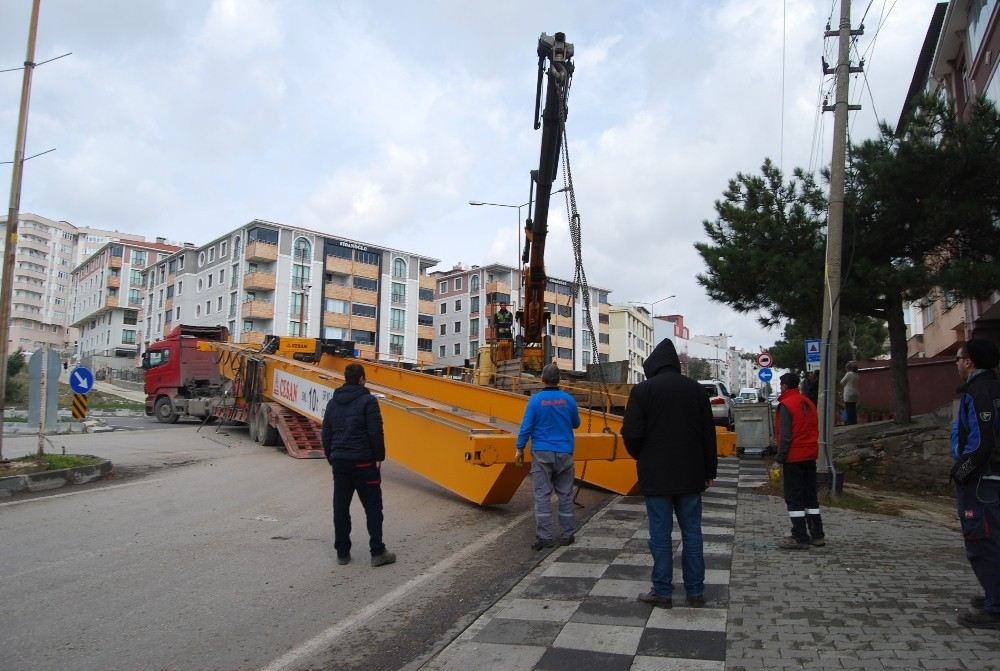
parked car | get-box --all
[738,387,762,404]
[699,379,735,429]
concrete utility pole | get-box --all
[0,0,42,462]
[817,0,862,490]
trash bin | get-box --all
[734,403,773,457]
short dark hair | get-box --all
[344,362,366,385]
[964,339,1000,370]
[780,372,800,389]
[541,364,560,385]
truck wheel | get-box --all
[248,406,260,442]
[154,396,178,424]
[258,409,281,447]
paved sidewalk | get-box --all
[422,459,1000,671]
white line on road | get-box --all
[0,478,164,507]
[256,509,534,671]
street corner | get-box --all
[0,457,114,497]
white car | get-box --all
[699,379,735,429]
[738,387,762,404]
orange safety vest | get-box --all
[773,388,819,463]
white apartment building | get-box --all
[609,304,654,383]
[142,220,439,366]
[429,262,612,370]
[70,239,180,369]
[0,213,146,357]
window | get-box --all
[439,323,447,336]
[391,282,406,304]
[419,287,434,301]
[324,326,347,339]
[440,303,447,315]
[454,321,461,334]
[208,274,213,288]
[175,306,181,320]
[557,347,572,359]
[145,349,170,367]
[177,280,183,295]
[196,304,202,317]
[599,333,610,344]
[351,329,375,345]
[439,280,448,294]
[418,314,434,326]
[439,345,446,357]
[220,240,228,258]
[469,341,478,360]
[325,298,349,314]
[389,334,404,355]
[470,296,480,313]
[231,264,239,288]
[558,304,573,318]
[208,247,216,263]
[122,329,136,345]
[129,288,141,305]
[166,285,174,299]
[352,303,376,318]
[131,250,146,266]
[198,252,206,267]
[454,342,461,356]
[470,318,479,335]
[326,243,352,260]
[355,250,379,265]
[243,320,254,332]
[248,227,278,244]
[232,236,241,258]
[392,258,407,279]
[168,259,178,273]
[110,245,123,257]
[130,270,143,285]
[454,299,462,311]
[217,296,223,312]
[219,268,225,285]
[583,351,591,366]
[418,338,433,352]
[205,300,212,315]
[390,308,405,330]
[557,326,573,338]
[123,310,138,325]
[455,277,463,291]
[197,278,203,291]
[470,275,479,291]
[178,255,185,270]
[353,277,377,292]
[294,237,312,262]
[922,301,935,326]
[229,293,237,316]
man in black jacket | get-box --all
[322,362,395,567]
[622,338,718,608]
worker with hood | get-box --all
[622,338,718,609]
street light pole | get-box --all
[297,285,311,337]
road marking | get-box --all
[0,478,164,507]
[256,509,534,671]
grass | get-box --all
[0,454,100,478]
[56,383,145,412]
[752,471,898,516]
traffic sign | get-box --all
[758,368,773,383]
[805,338,821,372]
[69,366,95,394]
[756,351,773,368]
[72,393,89,419]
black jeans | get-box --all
[783,460,822,542]
[844,402,858,425]
[331,460,385,558]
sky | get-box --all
[0,0,945,352]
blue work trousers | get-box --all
[957,478,1000,614]
[645,494,705,599]
[530,451,576,541]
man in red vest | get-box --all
[773,372,826,550]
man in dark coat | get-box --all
[322,362,395,567]
[622,338,718,608]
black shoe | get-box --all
[971,595,986,610]
[531,538,555,551]
[810,536,826,547]
[336,555,351,566]
[686,594,706,607]
[638,591,673,608]
[558,534,575,546]
[371,551,396,567]
[778,536,811,550]
[957,609,1000,629]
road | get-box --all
[0,425,610,671]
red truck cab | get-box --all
[142,325,229,423]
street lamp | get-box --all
[629,294,675,316]
[297,284,312,337]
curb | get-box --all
[0,457,113,498]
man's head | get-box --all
[541,364,561,387]
[344,362,366,385]
[846,362,858,373]
[779,372,800,392]
[957,339,999,378]
[500,302,508,310]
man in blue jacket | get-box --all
[322,362,395,568]
[516,364,581,550]
[951,339,1000,629]
[622,338,717,608]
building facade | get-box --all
[70,240,180,369]
[0,213,146,357]
[609,304,654,383]
[429,262,612,370]
[141,220,439,366]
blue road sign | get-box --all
[805,338,821,363]
[69,366,95,394]
[758,367,773,383]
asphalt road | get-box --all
[0,426,611,671]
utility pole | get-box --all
[0,0,43,462]
[817,0,862,491]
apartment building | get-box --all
[429,262,611,370]
[0,213,146,356]
[70,239,180,369]
[142,220,439,366]
[609,304,654,383]
[900,1,1000,355]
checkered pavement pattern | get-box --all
[423,458,768,671]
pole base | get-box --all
[816,470,844,494]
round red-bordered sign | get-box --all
[756,352,773,368]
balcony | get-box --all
[243,271,276,291]
[323,312,351,329]
[417,325,435,340]
[20,238,49,254]
[324,283,353,301]
[353,262,379,281]
[106,296,119,308]
[13,293,44,308]
[349,315,377,332]
[165,298,173,312]
[246,240,278,262]
[107,275,121,289]
[485,281,511,295]
[109,256,122,269]
[128,297,142,308]
[242,300,274,320]
[238,330,267,345]
[325,255,353,274]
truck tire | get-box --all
[257,406,281,447]
[248,406,260,442]
[154,396,179,424]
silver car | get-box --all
[699,379,735,429]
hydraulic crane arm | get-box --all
[520,32,574,353]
